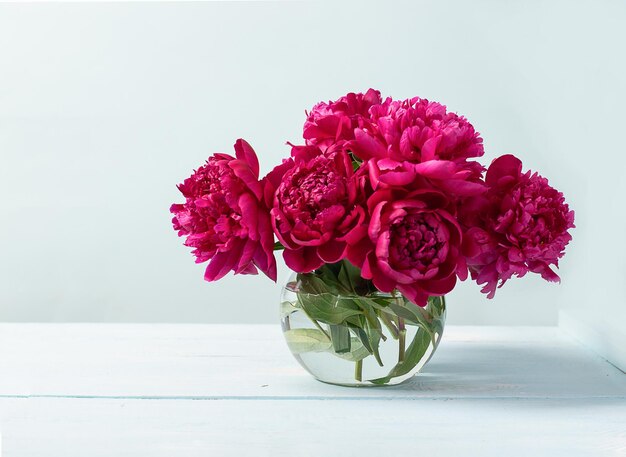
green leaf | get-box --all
[370,328,432,385]
[284,329,370,362]
[365,325,384,366]
[337,264,353,293]
[298,273,342,296]
[337,260,372,295]
[384,300,436,346]
[350,319,384,366]
[351,326,373,354]
[359,296,396,314]
[334,338,370,362]
[343,297,386,341]
[351,294,440,348]
[428,296,446,319]
[377,310,400,339]
[283,328,331,354]
[387,302,430,328]
[297,292,363,325]
[329,324,351,354]
[280,300,298,318]
[426,296,446,340]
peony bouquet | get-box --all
[171,90,574,386]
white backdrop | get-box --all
[0,1,624,326]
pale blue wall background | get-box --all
[0,1,623,325]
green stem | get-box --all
[354,359,363,382]
[378,310,400,339]
[393,290,406,363]
[398,319,406,363]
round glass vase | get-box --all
[280,272,446,387]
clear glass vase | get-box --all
[280,266,446,387]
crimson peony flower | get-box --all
[303,89,383,148]
[270,144,366,272]
[461,154,575,298]
[347,187,467,306]
[170,139,277,281]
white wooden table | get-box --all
[0,324,624,456]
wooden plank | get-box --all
[0,324,624,399]
[0,397,624,457]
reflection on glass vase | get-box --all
[280,265,446,387]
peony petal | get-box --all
[367,159,382,189]
[368,201,387,241]
[417,274,457,295]
[396,284,429,307]
[474,263,500,299]
[437,178,487,197]
[420,135,441,161]
[235,239,258,275]
[361,254,374,279]
[237,262,258,275]
[270,208,299,250]
[238,193,259,239]
[234,139,259,177]
[336,206,365,241]
[317,240,347,263]
[230,160,263,200]
[413,159,456,179]
[341,220,368,245]
[376,258,414,284]
[283,246,324,273]
[262,159,293,207]
[456,254,468,281]
[352,128,387,160]
[257,207,274,247]
[378,169,417,186]
[528,261,561,283]
[462,227,489,260]
[367,262,397,292]
[486,154,522,186]
[346,236,373,269]
[204,241,244,281]
[253,243,277,282]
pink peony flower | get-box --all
[366,157,487,197]
[170,139,277,282]
[303,89,383,148]
[461,154,575,298]
[347,186,467,306]
[270,144,366,272]
[349,97,485,196]
[351,97,484,164]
